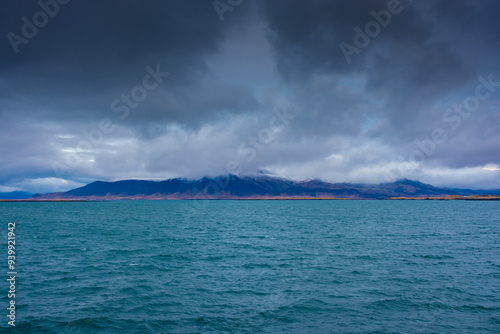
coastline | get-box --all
[2,195,500,202]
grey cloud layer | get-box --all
[1,0,499,192]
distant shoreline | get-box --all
[0,199,96,202]
[2,195,500,202]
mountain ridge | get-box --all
[29,175,500,200]
[0,191,34,200]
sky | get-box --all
[1,0,500,194]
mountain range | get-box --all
[27,175,500,200]
[0,191,34,200]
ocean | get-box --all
[1,200,499,333]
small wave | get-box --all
[417,254,454,260]
[459,304,500,311]
[243,263,273,269]
[150,254,173,260]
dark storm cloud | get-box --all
[0,0,258,129]
[259,0,500,164]
[260,0,500,84]
[1,0,499,192]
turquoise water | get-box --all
[1,200,499,333]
